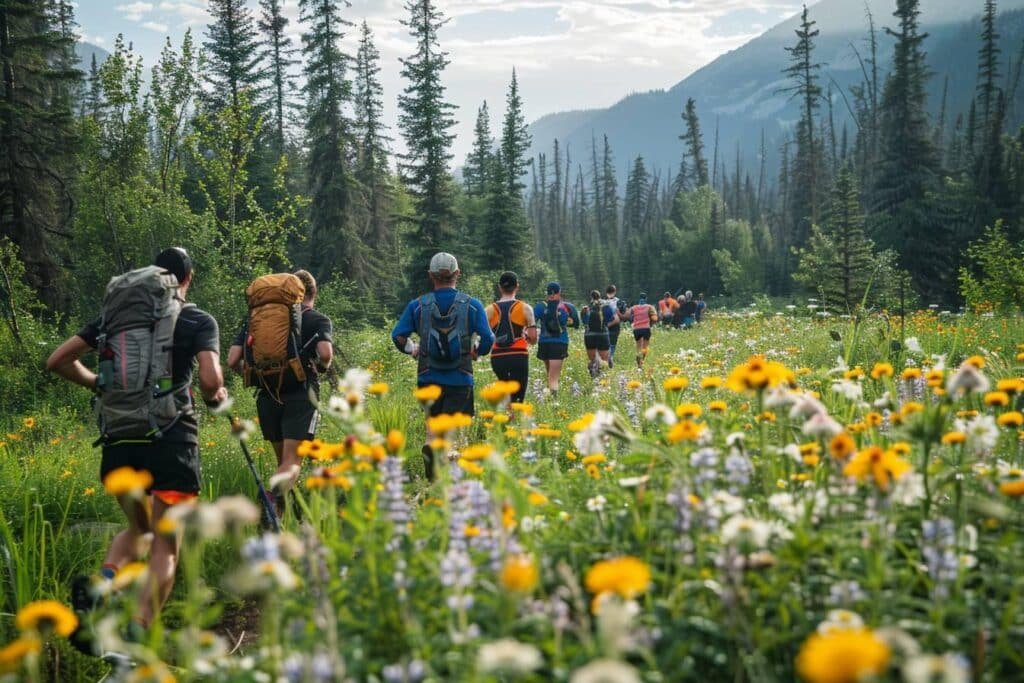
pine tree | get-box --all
[590,134,604,241]
[203,0,273,213]
[0,0,80,309]
[482,149,529,273]
[84,52,103,119]
[794,166,877,309]
[354,20,389,183]
[680,97,708,187]
[973,0,1004,221]
[546,139,563,241]
[203,0,264,116]
[871,0,946,301]
[976,0,1001,136]
[353,19,394,296]
[622,155,650,237]
[600,135,618,244]
[397,0,457,276]
[300,0,361,283]
[500,69,531,196]
[782,4,824,246]
[464,102,492,197]
[258,0,299,155]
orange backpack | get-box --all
[243,274,307,392]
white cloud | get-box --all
[116,2,154,22]
[142,20,170,34]
[158,1,209,26]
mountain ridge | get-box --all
[527,0,1024,186]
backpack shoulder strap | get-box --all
[454,293,472,336]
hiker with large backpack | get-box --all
[532,282,580,395]
[46,248,227,643]
[391,252,494,480]
[485,271,538,404]
[582,289,619,378]
[227,269,333,511]
[627,293,659,368]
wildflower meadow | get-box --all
[3,308,1024,682]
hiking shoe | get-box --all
[421,445,435,482]
[70,573,105,613]
[101,650,136,671]
[69,622,99,657]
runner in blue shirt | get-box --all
[392,252,494,479]
[533,282,579,395]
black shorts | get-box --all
[633,328,652,341]
[537,342,569,361]
[490,355,528,403]
[257,392,320,442]
[101,441,201,495]
[426,384,475,417]
[584,334,610,351]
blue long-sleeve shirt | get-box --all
[391,287,494,386]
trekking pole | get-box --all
[230,416,281,533]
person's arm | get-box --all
[226,319,248,373]
[523,304,538,344]
[227,344,243,373]
[46,336,97,390]
[195,315,227,405]
[391,300,420,355]
[472,300,494,357]
[567,304,580,328]
[197,351,228,405]
[650,305,659,323]
[315,317,334,370]
[607,305,620,326]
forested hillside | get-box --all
[1,0,1022,356]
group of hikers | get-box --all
[42,246,705,654]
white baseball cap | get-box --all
[429,252,459,274]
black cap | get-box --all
[546,281,561,295]
[498,271,519,290]
[154,247,192,283]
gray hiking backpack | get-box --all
[94,265,188,444]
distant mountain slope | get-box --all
[74,41,110,70]
[527,0,1024,186]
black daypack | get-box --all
[542,301,564,336]
[587,302,607,333]
[493,300,521,349]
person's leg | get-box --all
[598,349,611,373]
[510,356,529,403]
[137,496,176,628]
[547,359,563,392]
[102,494,152,572]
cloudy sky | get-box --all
[77,1,805,160]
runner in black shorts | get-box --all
[537,341,569,361]
[229,270,333,504]
[583,290,618,377]
[47,247,228,634]
[533,282,580,394]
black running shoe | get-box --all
[422,445,435,482]
[70,573,102,613]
